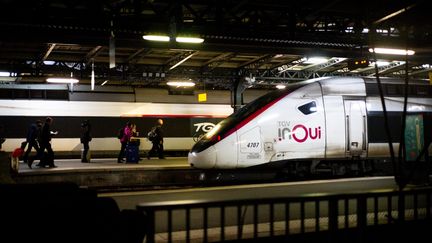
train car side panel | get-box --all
[272,83,326,160]
[343,99,368,158]
[322,96,346,158]
[366,96,432,158]
[214,133,238,168]
[238,125,265,167]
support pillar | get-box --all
[231,76,245,112]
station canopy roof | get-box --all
[0,0,431,90]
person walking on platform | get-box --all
[37,117,58,168]
[147,119,165,159]
[117,121,132,163]
[80,120,92,163]
[24,120,42,168]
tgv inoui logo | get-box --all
[194,122,215,133]
[278,121,321,143]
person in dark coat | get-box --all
[80,120,92,163]
[117,121,132,163]
[24,120,42,168]
[147,119,165,159]
[37,117,58,168]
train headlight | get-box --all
[188,146,217,169]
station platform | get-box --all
[11,157,203,190]
[104,176,432,243]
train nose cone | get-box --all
[188,146,217,169]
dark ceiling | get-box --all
[0,0,431,89]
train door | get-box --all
[344,100,367,157]
[237,126,264,167]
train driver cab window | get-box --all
[298,101,317,115]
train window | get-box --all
[13,89,30,99]
[30,89,45,99]
[46,90,69,100]
[0,89,13,99]
[298,101,317,115]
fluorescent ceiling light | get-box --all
[91,61,95,91]
[46,78,79,83]
[369,61,406,68]
[43,60,55,65]
[369,48,415,55]
[91,70,95,90]
[101,80,108,86]
[377,61,389,66]
[0,71,11,77]
[276,84,286,89]
[143,35,204,43]
[304,57,328,64]
[175,37,204,43]
[143,35,170,42]
[167,81,196,87]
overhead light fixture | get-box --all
[43,60,55,65]
[46,78,79,84]
[175,37,204,43]
[372,61,390,67]
[143,35,205,44]
[304,57,328,64]
[167,81,196,87]
[276,84,286,89]
[91,60,95,90]
[101,80,108,86]
[143,35,170,42]
[369,48,415,55]
[0,71,17,77]
[0,71,11,77]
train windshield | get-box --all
[230,89,286,121]
[191,88,290,153]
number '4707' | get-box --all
[247,142,259,148]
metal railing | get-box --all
[137,187,432,243]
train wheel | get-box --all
[295,161,311,178]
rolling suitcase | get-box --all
[10,147,24,173]
[125,143,139,163]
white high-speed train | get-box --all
[188,77,432,175]
[0,100,230,156]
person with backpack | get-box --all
[36,117,58,168]
[23,120,42,168]
[147,119,165,159]
[117,121,132,163]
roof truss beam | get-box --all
[40,43,56,62]
[85,45,103,65]
[238,54,273,69]
[127,48,152,63]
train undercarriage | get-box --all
[198,157,431,186]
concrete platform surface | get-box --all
[11,157,201,190]
[17,157,190,174]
